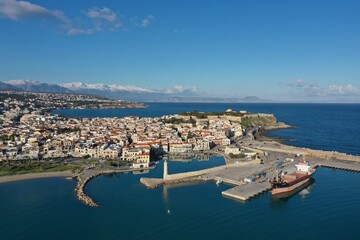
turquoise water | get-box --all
[1,103,360,239]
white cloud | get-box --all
[131,15,155,28]
[87,7,117,23]
[86,7,122,31]
[0,1,154,35]
[66,26,95,36]
[162,86,198,94]
[286,79,360,97]
[0,0,84,35]
[0,0,68,22]
[320,84,360,96]
[286,79,318,89]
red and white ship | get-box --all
[271,161,315,195]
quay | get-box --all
[222,182,272,201]
[71,137,360,206]
[140,159,260,188]
[314,159,360,172]
[140,140,360,204]
[219,158,360,202]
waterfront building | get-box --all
[169,143,193,153]
[225,146,240,155]
[193,139,211,151]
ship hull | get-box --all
[272,178,314,199]
[272,176,311,195]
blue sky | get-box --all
[0,0,359,102]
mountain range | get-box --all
[0,81,21,91]
[0,79,271,103]
[151,96,269,103]
[6,80,73,94]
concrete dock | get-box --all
[314,159,360,172]
[222,182,272,201]
[140,138,360,204]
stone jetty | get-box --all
[140,176,205,189]
[75,167,154,207]
[75,174,99,207]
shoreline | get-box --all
[255,124,293,143]
[0,122,357,186]
[0,171,74,184]
[1,122,359,206]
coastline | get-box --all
[0,171,74,184]
[1,119,359,206]
[254,124,293,142]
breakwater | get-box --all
[140,176,205,189]
[314,159,360,172]
[75,171,102,207]
[75,167,154,207]
[140,160,260,188]
[254,141,360,162]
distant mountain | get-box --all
[237,96,270,103]
[151,96,271,103]
[3,80,163,101]
[59,82,271,102]
[0,81,21,91]
[6,79,73,94]
[60,82,168,101]
[2,80,272,103]
[60,82,155,93]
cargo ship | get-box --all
[270,161,315,195]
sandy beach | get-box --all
[0,171,74,184]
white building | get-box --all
[225,146,240,155]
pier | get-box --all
[314,159,360,172]
[140,159,260,188]
[222,182,272,201]
[140,141,360,204]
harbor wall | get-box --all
[163,160,260,181]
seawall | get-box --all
[140,160,260,188]
[76,167,154,207]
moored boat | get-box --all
[270,161,315,195]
